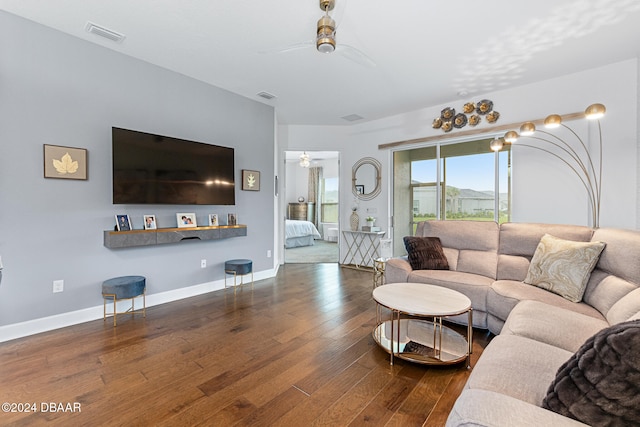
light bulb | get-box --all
[585,103,606,120]
[519,122,535,136]
[490,138,504,152]
[544,114,562,129]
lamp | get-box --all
[491,103,605,227]
[299,152,311,168]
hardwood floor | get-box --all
[0,264,492,426]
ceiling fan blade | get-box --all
[338,43,376,68]
[259,41,313,55]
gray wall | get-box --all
[0,12,275,326]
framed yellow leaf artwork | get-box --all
[242,169,260,191]
[43,144,88,180]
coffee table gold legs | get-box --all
[467,308,473,368]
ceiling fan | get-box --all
[263,0,376,68]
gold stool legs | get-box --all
[102,291,146,327]
[224,270,254,295]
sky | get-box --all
[411,153,509,192]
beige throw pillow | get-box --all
[524,234,605,303]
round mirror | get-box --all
[352,157,382,200]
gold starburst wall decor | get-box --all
[432,100,499,133]
[43,144,88,180]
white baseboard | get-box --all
[0,266,278,343]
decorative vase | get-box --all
[350,211,359,231]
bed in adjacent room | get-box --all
[285,220,322,248]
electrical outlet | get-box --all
[53,280,64,293]
[200,259,207,268]
[267,250,272,258]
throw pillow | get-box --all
[542,320,640,426]
[524,234,605,302]
[403,236,449,270]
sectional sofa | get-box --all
[385,220,640,426]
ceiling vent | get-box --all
[341,114,364,122]
[85,22,126,43]
[257,91,277,100]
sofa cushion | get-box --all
[542,320,640,426]
[403,236,449,270]
[524,234,605,303]
[501,300,607,353]
[591,227,640,285]
[416,220,498,279]
[487,280,604,334]
[446,389,591,427]
[606,287,640,326]
[583,270,637,319]
[497,222,593,281]
[466,334,573,406]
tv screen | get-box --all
[112,127,235,205]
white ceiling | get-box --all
[2,0,640,126]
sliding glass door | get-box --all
[392,138,510,255]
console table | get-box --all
[103,225,247,249]
[341,230,385,269]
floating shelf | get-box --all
[103,225,247,249]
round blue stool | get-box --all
[224,259,253,294]
[102,275,146,326]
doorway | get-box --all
[284,151,340,263]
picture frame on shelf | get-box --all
[176,213,197,228]
[227,213,237,226]
[143,214,157,230]
[115,214,132,231]
[242,169,260,191]
[43,144,88,180]
[208,214,219,226]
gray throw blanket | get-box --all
[542,319,640,426]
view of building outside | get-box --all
[411,152,509,222]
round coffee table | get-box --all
[372,282,473,367]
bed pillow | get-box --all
[524,234,605,302]
[542,319,640,425]
[403,236,449,270]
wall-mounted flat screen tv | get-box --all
[112,127,235,205]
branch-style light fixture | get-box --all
[490,103,606,227]
[299,152,311,168]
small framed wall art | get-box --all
[177,213,197,228]
[143,214,157,230]
[242,169,260,191]
[115,214,132,231]
[43,144,88,180]
[355,185,365,195]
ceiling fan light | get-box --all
[585,103,606,119]
[316,15,336,53]
[544,114,562,129]
[519,122,536,136]
[316,37,335,53]
[299,152,311,167]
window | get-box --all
[393,138,510,253]
[321,177,339,223]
